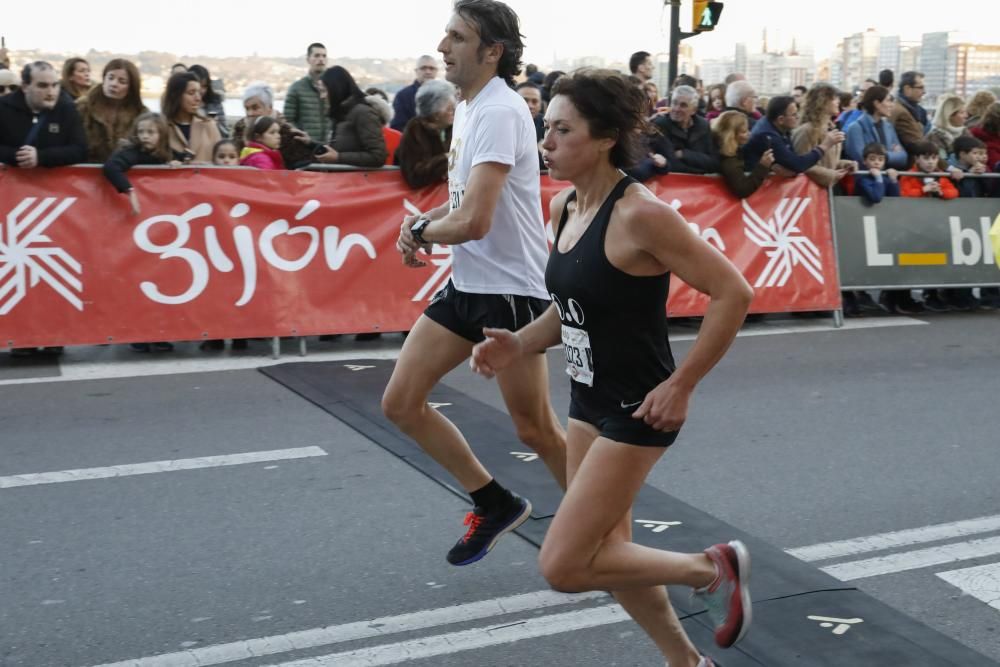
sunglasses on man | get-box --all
[0,84,19,94]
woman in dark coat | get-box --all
[396,79,456,188]
[316,66,387,167]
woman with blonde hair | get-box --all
[713,110,773,198]
[927,93,970,164]
[792,83,856,187]
[964,90,996,128]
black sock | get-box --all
[469,479,511,512]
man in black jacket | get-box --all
[0,61,87,168]
[652,84,718,174]
[390,55,440,132]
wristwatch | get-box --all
[410,215,432,245]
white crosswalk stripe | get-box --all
[85,591,610,667]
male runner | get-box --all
[383,0,566,566]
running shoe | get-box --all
[446,494,532,566]
[692,540,752,648]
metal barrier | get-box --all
[829,172,1000,292]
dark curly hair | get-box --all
[550,69,651,169]
[454,0,524,87]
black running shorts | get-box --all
[424,280,551,344]
[569,391,679,448]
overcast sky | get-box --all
[4,1,995,65]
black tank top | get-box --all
[545,175,676,409]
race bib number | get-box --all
[449,182,465,212]
[561,324,594,386]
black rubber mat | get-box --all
[259,358,564,518]
[261,359,998,666]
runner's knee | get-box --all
[539,546,588,593]
[381,387,421,426]
[511,414,561,452]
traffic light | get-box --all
[692,0,724,32]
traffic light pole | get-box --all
[667,0,697,89]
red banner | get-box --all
[0,166,839,348]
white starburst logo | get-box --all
[0,197,83,315]
[404,198,453,302]
[742,197,824,288]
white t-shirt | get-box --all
[447,76,549,299]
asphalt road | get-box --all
[2,312,999,666]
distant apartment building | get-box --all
[842,29,881,92]
[700,59,735,86]
[899,42,921,75]
[742,48,816,95]
[653,43,695,93]
[949,43,1000,97]
[919,32,953,102]
[734,43,748,78]
[877,36,900,77]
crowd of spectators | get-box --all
[1,42,998,356]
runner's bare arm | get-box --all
[626,196,753,392]
[410,161,510,245]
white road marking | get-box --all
[264,604,628,667]
[84,590,608,667]
[670,316,925,342]
[0,348,403,386]
[0,447,327,489]
[937,562,1000,611]
[0,317,923,386]
[820,536,1000,581]
[787,513,1000,562]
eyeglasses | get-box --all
[0,85,18,94]
[910,84,925,89]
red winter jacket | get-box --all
[899,173,959,199]
[239,142,286,170]
[970,126,1000,171]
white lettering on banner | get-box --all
[742,198,824,288]
[0,197,83,315]
[862,216,894,267]
[861,215,997,267]
[133,201,377,306]
[950,216,994,266]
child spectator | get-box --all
[201,138,249,351]
[949,135,991,198]
[950,135,996,308]
[900,141,959,200]
[900,140,961,312]
[851,142,899,315]
[212,139,240,166]
[239,116,285,170]
[105,115,181,353]
[855,142,900,203]
[102,112,184,216]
